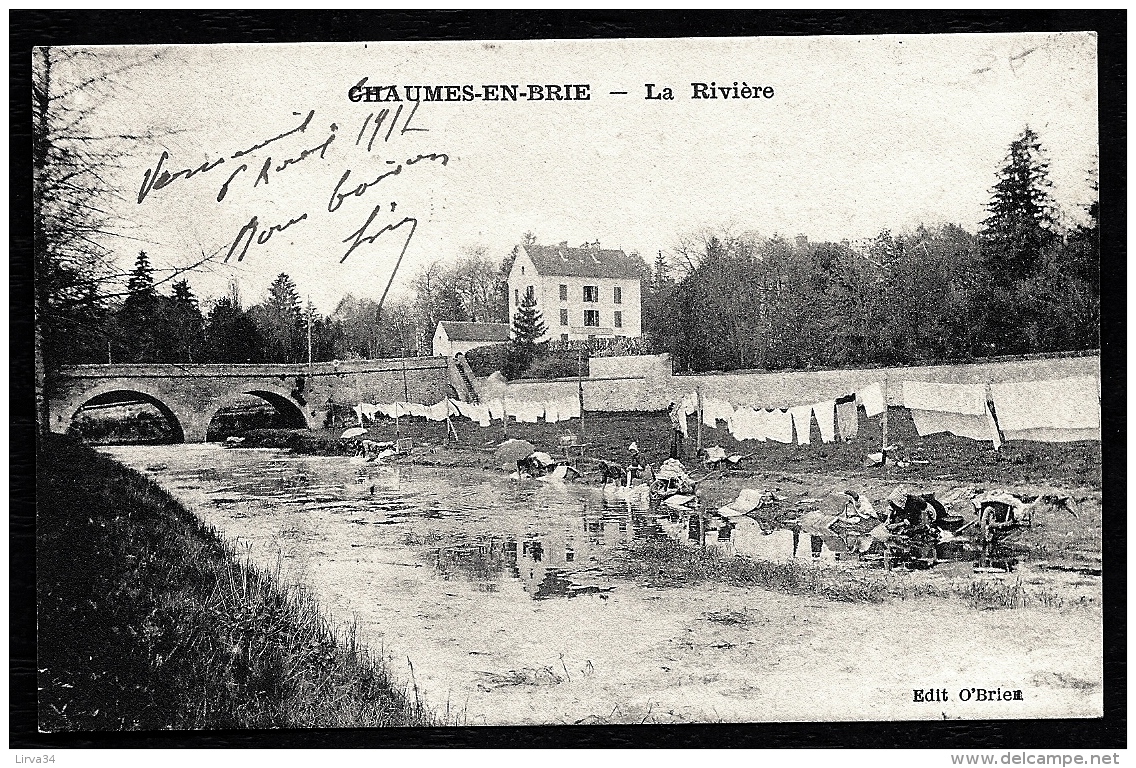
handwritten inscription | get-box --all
[135,99,444,285]
[136,110,320,205]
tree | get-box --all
[32,47,205,433]
[113,251,163,362]
[258,273,304,362]
[168,280,206,362]
[980,126,1058,284]
[506,291,547,377]
[205,296,265,363]
[451,247,503,322]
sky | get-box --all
[55,33,1098,314]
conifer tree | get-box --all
[261,273,304,362]
[979,126,1058,283]
[116,251,162,361]
[506,291,547,377]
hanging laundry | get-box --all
[751,408,768,442]
[486,399,505,422]
[813,400,836,443]
[904,381,1001,448]
[730,407,766,442]
[903,381,987,415]
[544,400,561,423]
[673,402,689,438]
[377,403,398,419]
[561,395,581,420]
[702,397,733,429]
[765,408,794,444]
[789,404,814,445]
[453,400,483,425]
[910,409,1003,449]
[447,399,462,418]
[425,401,450,421]
[408,403,429,418]
[394,402,413,418]
[858,383,885,417]
[508,400,544,423]
[680,391,699,417]
[353,404,366,424]
[466,402,491,427]
[991,377,1100,442]
[834,394,858,440]
[728,407,749,441]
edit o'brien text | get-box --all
[913,688,1024,702]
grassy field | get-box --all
[37,435,439,731]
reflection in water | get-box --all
[424,495,843,600]
[113,445,848,606]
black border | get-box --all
[10,10,1126,749]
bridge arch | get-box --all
[205,382,312,440]
[64,383,190,444]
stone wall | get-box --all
[479,352,1101,413]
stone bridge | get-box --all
[50,356,478,442]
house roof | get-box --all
[522,245,643,280]
[438,321,510,342]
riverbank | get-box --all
[98,443,1104,724]
[234,409,1102,584]
[37,435,438,731]
[238,406,1103,490]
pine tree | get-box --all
[980,126,1058,283]
[168,279,205,362]
[506,292,547,377]
[127,252,157,299]
[116,251,162,361]
[261,273,303,362]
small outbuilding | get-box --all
[432,321,511,358]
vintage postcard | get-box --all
[32,32,1103,733]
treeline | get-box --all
[55,128,1097,376]
[644,127,1099,372]
[63,239,524,366]
[67,261,421,365]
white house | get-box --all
[507,242,643,342]
[432,321,510,358]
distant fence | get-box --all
[545,336,650,358]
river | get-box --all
[101,444,1103,725]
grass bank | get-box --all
[605,539,1098,611]
[37,435,437,731]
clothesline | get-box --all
[675,382,885,446]
[674,375,1100,447]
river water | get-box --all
[101,444,1103,725]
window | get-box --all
[584,310,599,327]
[559,284,568,301]
[583,285,599,302]
[613,311,622,328]
[514,288,519,306]
[526,285,534,301]
[520,266,525,275]
[613,286,622,304]
[559,309,569,326]
[561,333,569,342]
